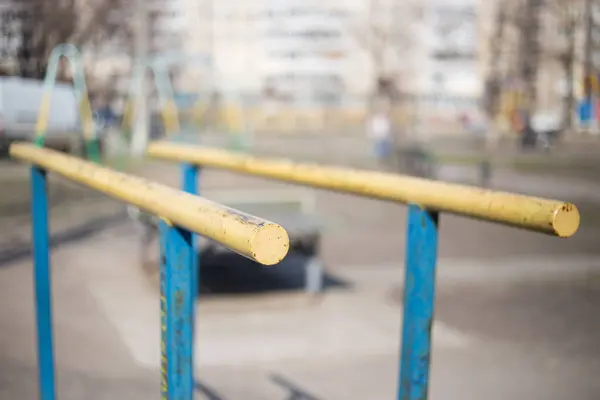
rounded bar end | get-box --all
[250,223,290,266]
[552,203,580,238]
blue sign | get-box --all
[578,98,595,124]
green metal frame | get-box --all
[34,44,100,163]
[122,52,253,151]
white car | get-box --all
[0,77,83,152]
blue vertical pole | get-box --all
[159,220,194,400]
[398,204,439,400]
[181,163,199,302]
[31,167,56,400]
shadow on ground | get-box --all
[195,381,228,400]
[0,172,102,219]
[269,374,324,400]
[198,251,351,297]
[0,209,128,267]
[194,374,324,400]
[390,278,600,362]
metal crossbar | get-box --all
[34,44,99,162]
[10,143,289,400]
[147,141,580,400]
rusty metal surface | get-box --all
[398,206,439,400]
[159,221,194,400]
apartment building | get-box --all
[258,0,358,105]
[205,0,365,102]
[0,2,19,70]
[0,0,486,117]
[90,0,482,119]
[425,0,480,96]
[81,0,208,108]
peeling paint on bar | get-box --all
[147,142,580,237]
[10,143,290,265]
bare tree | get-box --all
[0,0,130,79]
[517,0,543,113]
[485,2,509,119]
[483,0,592,138]
[538,0,584,129]
[347,0,423,104]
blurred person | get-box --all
[96,103,117,128]
[92,101,118,157]
[367,111,392,166]
[518,109,538,151]
[460,109,493,187]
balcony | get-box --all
[431,50,477,61]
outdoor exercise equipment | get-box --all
[34,44,100,163]
[121,52,252,151]
[16,45,582,399]
[122,52,213,139]
[10,143,289,400]
[147,141,580,400]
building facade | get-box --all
[0,0,486,119]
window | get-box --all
[265,29,341,40]
[268,50,312,59]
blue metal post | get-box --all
[181,163,199,301]
[159,220,195,400]
[30,167,56,400]
[398,204,439,400]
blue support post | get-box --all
[398,204,439,400]
[181,163,199,301]
[159,220,195,400]
[30,167,56,400]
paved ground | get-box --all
[1,221,599,400]
[1,134,600,399]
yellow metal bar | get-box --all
[162,100,181,135]
[10,143,289,265]
[35,44,96,144]
[79,94,95,141]
[35,95,51,136]
[147,142,580,238]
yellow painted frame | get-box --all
[11,143,290,265]
[147,142,580,237]
[34,44,95,145]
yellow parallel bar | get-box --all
[147,142,580,238]
[10,143,289,265]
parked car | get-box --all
[0,77,86,154]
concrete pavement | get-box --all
[1,220,599,399]
[1,134,599,399]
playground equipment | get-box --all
[0,77,80,152]
[122,52,252,151]
[152,52,214,138]
[212,90,255,151]
[147,141,580,400]
[10,142,289,400]
[122,52,212,138]
[34,44,99,162]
